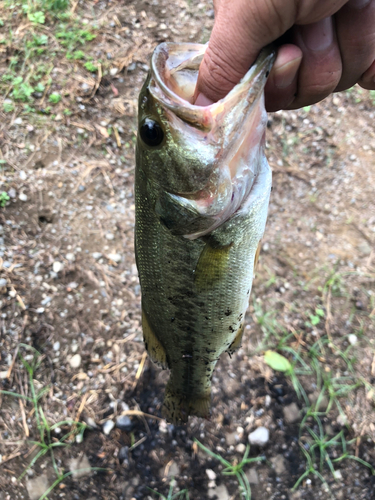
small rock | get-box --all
[337,414,348,426]
[9,290,16,298]
[116,415,133,431]
[110,67,118,76]
[118,446,129,463]
[75,433,83,444]
[66,252,75,262]
[105,233,115,240]
[86,417,98,429]
[19,193,28,201]
[166,461,180,478]
[92,252,102,259]
[102,420,115,435]
[208,484,230,500]
[246,468,259,485]
[8,188,16,199]
[14,117,23,125]
[36,307,45,314]
[69,354,81,369]
[333,469,342,480]
[225,431,237,446]
[348,334,357,345]
[283,403,300,424]
[127,62,136,72]
[206,469,216,481]
[271,454,286,475]
[53,341,60,351]
[108,253,121,263]
[26,474,49,500]
[0,278,7,288]
[236,443,246,454]
[248,427,269,447]
[69,455,91,479]
[53,261,64,273]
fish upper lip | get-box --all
[150,42,276,128]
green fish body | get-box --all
[135,43,275,423]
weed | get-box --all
[148,478,189,500]
[0,344,106,497]
[0,191,10,207]
[2,101,15,113]
[49,92,61,104]
[84,61,98,72]
[194,439,265,500]
[28,11,46,24]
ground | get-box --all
[0,1,375,500]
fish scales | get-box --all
[135,43,275,423]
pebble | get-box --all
[19,170,27,181]
[105,233,115,240]
[36,307,45,314]
[53,341,60,351]
[102,419,115,435]
[116,415,133,431]
[8,188,16,199]
[92,252,102,259]
[206,469,216,481]
[246,468,259,484]
[69,354,81,369]
[108,253,121,263]
[348,334,357,345]
[19,193,28,201]
[248,427,269,446]
[26,474,49,500]
[66,253,75,262]
[8,290,16,298]
[283,403,300,424]
[53,261,64,273]
[110,68,118,76]
[236,443,246,454]
[208,484,230,500]
[0,278,7,287]
[14,117,23,125]
[271,454,286,474]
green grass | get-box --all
[148,478,190,500]
[194,439,265,500]
[0,191,10,207]
[0,344,105,499]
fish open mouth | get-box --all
[149,43,275,238]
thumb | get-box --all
[195,0,292,103]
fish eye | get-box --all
[140,118,164,147]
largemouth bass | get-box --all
[135,43,275,423]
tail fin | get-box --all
[162,382,211,424]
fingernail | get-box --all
[301,17,333,51]
[347,0,371,9]
[195,93,214,106]
[274,57,302,89]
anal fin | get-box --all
[142,308,168,369]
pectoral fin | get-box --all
[142,308,168,369]
[194,243,232,292]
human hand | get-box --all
[195,0,375,111]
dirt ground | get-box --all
[0,1,375,499]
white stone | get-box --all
[8,290,16,298]
[53,261,64,273]
[109,68,118,76]
[69,354,81,369]
[348,334,357,345]
[103,420,115,435]
[36,307,45,314]
[66,253,75,262]
[53,341,60,351]
[248,427,269,446]
[92,252,102,259]
[19,193,28,201]
[206,469,216,481]
[236,443,246,454]
[19,170,27,181]
[14,117,23,125]
[108,253,121,263]
[105,233,115,240]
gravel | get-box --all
[248,427,269,447]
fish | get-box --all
[135,42,275,423]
